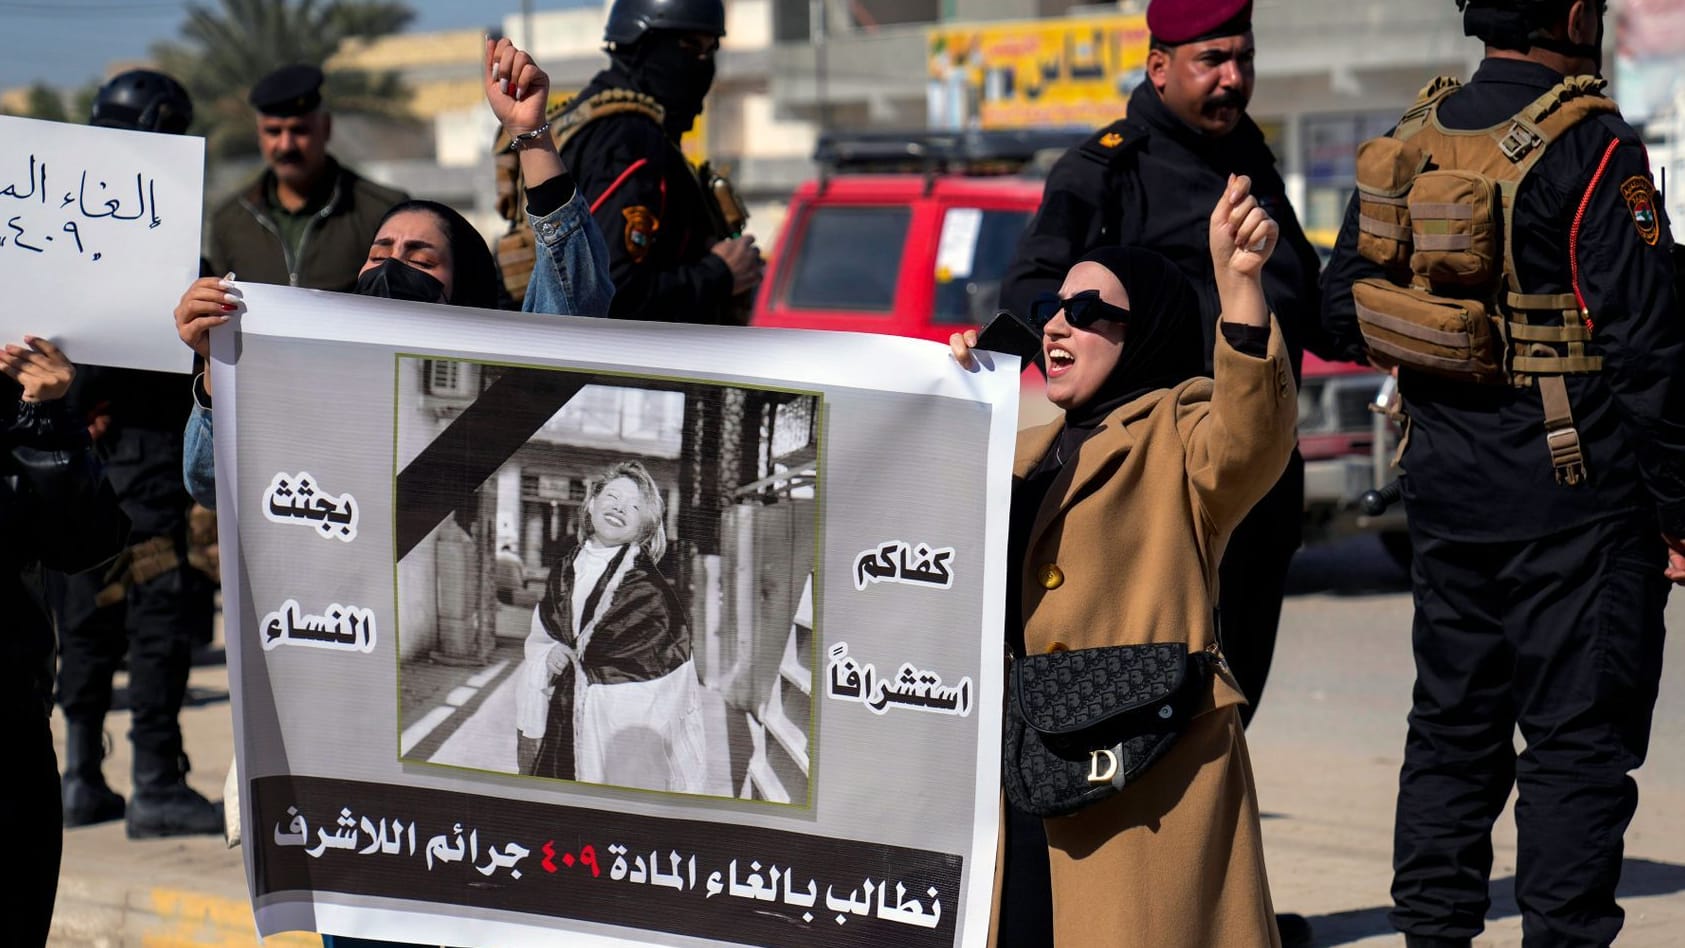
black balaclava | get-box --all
[610,31,715,139]
[359,200,506,309]
[1062,245,1208,430]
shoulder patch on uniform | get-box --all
[1620,175,1660,246]
[623,205,659,263]
[1099,131,1124,148]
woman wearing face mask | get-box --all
[953,176,1297,948]
[514,460,708,793]
[175,37,613,509]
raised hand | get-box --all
[485,36,551,137]
[1210,174,1279,281]
[0,335,74,402]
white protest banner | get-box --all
[213,283,1019,947]
[0,114,204,373]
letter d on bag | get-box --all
[1088,748,1119,784]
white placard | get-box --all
[0,114,205,373]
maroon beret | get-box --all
[1147,0,1253,46]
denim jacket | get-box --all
[524,184,615,318]
[182,185,615,509]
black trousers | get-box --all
[1,678,61,946]
[52,425,213,761]
[1220,451,1304,728]
[55,559,213,759]
[1390,514,1669,946]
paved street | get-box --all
[48,535,1685,946]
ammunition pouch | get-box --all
[94,535,181,608]
[1407,170,1500,288]
[186,503,220,583]
[1355,137,1427,273]
[1352,280,1504,383]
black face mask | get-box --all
[355,258,447,304]
[615,34,716,138]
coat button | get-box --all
[1037,564,1064,589]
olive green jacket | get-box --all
[207,157,407,291]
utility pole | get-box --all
[810,0,830,133]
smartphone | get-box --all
[975,311,1044,373]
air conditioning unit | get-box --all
[423,359,477,399]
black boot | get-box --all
[62,719,125,827]
[126,749,223,839]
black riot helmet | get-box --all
[1455,0,1605,58]
[89,69,194,134]
[604,0,726,46]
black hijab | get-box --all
[1061,245,1207,429]
[369,200,506,311]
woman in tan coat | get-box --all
[953,175,1297,948]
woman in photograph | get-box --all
[514,459,709,793]
[952,176,1296,947]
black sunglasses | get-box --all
[1028,289,1131,332]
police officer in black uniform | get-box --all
[997,3,1322,945]
[1321,2,1685,944]
[50,69,223,839]
[1002,0,1326,731]
[559,0,762,323]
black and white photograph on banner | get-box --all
[393,356,821,805]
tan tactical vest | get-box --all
[1351,74,1617,485]
[493,89,666,301]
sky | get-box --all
[0,0,592,92]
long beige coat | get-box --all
[997,321,1297,948]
